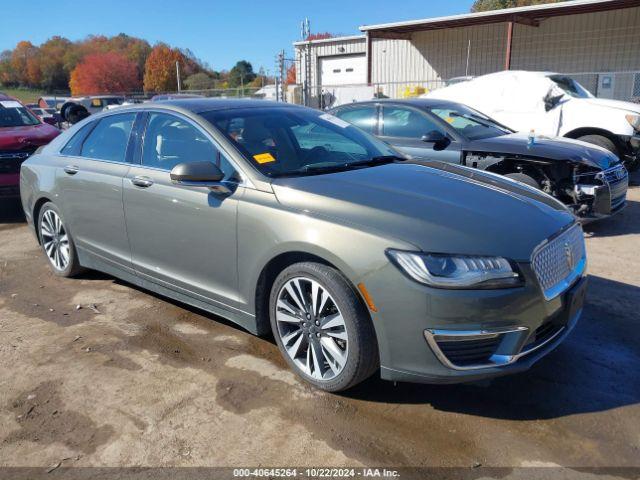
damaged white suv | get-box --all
[426,70,640,171]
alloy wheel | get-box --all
[275,276,349,380]
[40,209,70,271]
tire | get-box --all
[269,262,378,392]
[37,202,83,277]
[505,172,541,189]
[577,134,618,156]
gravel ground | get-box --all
[0,174,639,479]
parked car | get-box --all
[445,76,474,87]
[1,94,60,197]
[425,70,640,171]
[20,100,587,391]
[60,95,125,117]
[330,99,628,221]
[150,93,204,101]
[38,96,69,110]
[28,107,63,127]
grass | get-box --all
[0,87,49,104]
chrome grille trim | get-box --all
[602,164,628,184]
[531,224,586,301]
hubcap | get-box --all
[275,277,348,381]
[40,209,70,271]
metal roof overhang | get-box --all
[360,0,640,38]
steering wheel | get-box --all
[304,145,331,163]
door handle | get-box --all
[63,165,79,175]
[131,176,154,188]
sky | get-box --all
[1,0,474,73]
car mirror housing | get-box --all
[170,161,227,192]
[421,130,451,151]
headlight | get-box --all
[386,250,522,289]
[626,114,640,131]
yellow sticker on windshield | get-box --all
[254,153,276,164]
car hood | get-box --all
[272,161,575,262]
[0,123,60,150]
[577,97,640,114]
[468,133,618,169]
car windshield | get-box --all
[548,75,593,98]
[202,107,400,177]
[0,101,40,127]
[428,105,511,140]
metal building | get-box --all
[293,0,640,106]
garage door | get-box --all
[319,54,366,86]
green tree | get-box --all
[184,72,216,90]
[471,0,565,12]
[228,60,256,88]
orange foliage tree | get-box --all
[69,52,141,95]
[143,44,189,92]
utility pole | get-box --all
[301,18,311,107]
[176,61,182,92]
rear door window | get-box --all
[382,106,444,139]
[333,106,378,134]
[80,113,136,162]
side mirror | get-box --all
[421,130,451,151]
[543,89,564,112]
[170,161,228,193]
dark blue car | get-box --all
[330,99,628,221]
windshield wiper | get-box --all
[347,155,404,168]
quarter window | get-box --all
[80,113,135,162]
[142,112,236,178]
[334,106,377,134]
[382,106,443,139]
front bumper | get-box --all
[574,164,628,221]
[364,260,587,385]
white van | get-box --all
[426,71,640,170]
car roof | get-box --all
[0,93,15,101]
[332,98,463,109]
[143,98,305,114]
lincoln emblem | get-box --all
[564,242,575,270]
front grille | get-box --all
[531,224,586,300]
[436,336,502,367]
[602,164,627,183]
[0,149,36,175]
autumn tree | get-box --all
[11,41,39,86]
[184,72,216,90]
[286,64,296,85]
[471,0,565,12]
[143,44,189,92]
[69,52,141,95]
[39,36,73,91]
[306,32,334,41]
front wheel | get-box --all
[505,172,540,189]
[38,202,83,277]
[269,262,378,392]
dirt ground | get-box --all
[0,174,639,479]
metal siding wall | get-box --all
[295,38,366,86]
[370,22,506,84]
[510,6,640,72]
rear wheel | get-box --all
[505,172,540,189]
[38,202,83,277]
[269,262,378,392]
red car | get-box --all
[1,94,60,197]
